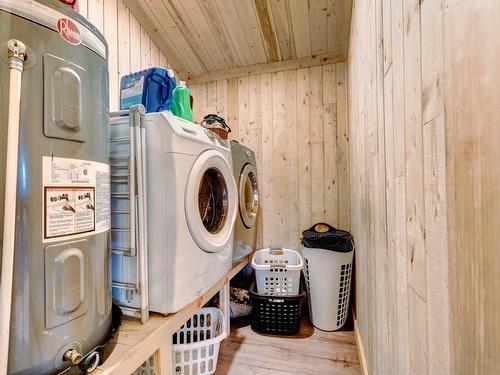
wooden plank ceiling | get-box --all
[124,0,352,79]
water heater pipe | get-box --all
[0,39,26,374]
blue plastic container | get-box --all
[120,67,176,112]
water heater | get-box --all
[0,0,113,373]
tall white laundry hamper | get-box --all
[301,224,354,331]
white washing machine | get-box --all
[146,112,238,314]
[230,141,260,266]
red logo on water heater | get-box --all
[56,18,82,46]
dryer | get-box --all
[230,141,260,266]
[146,112,238,314]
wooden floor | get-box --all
[215,319,361,375]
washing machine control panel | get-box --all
[204,128,230,150]
[162,112,230,150]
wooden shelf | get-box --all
[95,255,251,375]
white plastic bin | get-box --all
[251,248,303,296]
[132,356,155,375]
[301,224,354,331]
[172,307,227,375]
[132,285,230,375]
[302,246,353,331]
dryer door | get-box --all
[185,150,237,253]
[239,163,259,229]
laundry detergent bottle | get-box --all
[171,81,193,121]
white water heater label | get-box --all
[42,157,110,242]
[45,187,95,237]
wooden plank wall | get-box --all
[78,0,174,111]
[347,0,451,374]
[190,63,350,250]
[442,1,500,374]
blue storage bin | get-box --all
[120,67,176,112]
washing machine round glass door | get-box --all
[185,149,237,253]
[239,163,259,228]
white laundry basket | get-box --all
[251,248,304,296]
[301,223,354,331]
[132,356,155,375]
[172,307,227,375]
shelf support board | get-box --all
[95,255,252,375]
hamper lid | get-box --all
[301,223,354,253]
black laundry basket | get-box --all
[249,283,305,336]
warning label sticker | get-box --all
[43,157,110,242]
[45,186,95,238]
